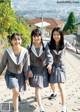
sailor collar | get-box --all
[53,50,62,55]
[31,44,43,57]
[6,47,27,65]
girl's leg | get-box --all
[12,87,19,112]
[49,83,57,100]
[50,83,57,94]
[35,87,44,111]
[58,83,66,112]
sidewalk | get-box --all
[0,51,80,112]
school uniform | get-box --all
[0,47,28,92]
[27,43,53,88]
[48,41,76,83]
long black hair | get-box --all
[29,28,45,51]
[49,27,64,50]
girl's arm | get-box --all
[23,51,29,80]
[45,44,53,74]
[24,48,32,80]
[26,46,33,78]
[45,43,53,65]
[65,40,80,53]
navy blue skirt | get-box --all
[5,70,26,92]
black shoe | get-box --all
[18,95,21,102]
[61,110,67,112]
[40,111,45,112]
[48,93,57,100]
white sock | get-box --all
[62,105,66,111]
[40,105,44,111]
[14,110,19,112]
[53,92,57,95]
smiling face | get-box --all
[31,29,42,46]
[11,35,22,47]
[53,31,61,44]
[32,35,41,44]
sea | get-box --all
[11,0,80,22]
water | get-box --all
[11,0,80,21]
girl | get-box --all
[48,27,79,112]
[27,28,53,112]
[0,33,29,112]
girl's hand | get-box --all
[28,71,33,78]
[47,64,52,74]
[25,80,29,86]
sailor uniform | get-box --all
[0,47,28,91]
[27,43,53,88]
[49,41,77,83]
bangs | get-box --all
[33,33,41,37]
[31,28,42,37]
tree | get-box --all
[0,0,30,47]
[0,0,5,3]
[63,12,76,34]
[0,0,15,35]
[8,22,30,47]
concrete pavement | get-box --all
[0,51,80,112]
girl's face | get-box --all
[11,36,22,47]
[32,35,41,44]
[53,31,61,43]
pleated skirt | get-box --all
[49,64,66,83]
[29,66,49,88]
[5,70,26,92]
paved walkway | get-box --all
[0,51,80,112]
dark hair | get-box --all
[30,28,45,51]
[49,27,64,50]
[7,33,21,46]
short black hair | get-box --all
[7,33,21,46]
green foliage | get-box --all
[0,5,15,32]
[0,0,30,47]
[8,21,31,47]
[63,12,76,34]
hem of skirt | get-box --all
[7,86,26,92]
[49,81,66,83]
[30,85,49,88]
